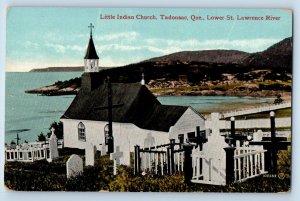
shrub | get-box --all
[47,121,63,139]
[278,146,291,179]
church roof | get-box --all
[61,83,188,132]
[84,36,99,59]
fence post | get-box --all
[230,117,236,147]
[224,146,236,185]
[169,139,175,174]
[134,145,141,175]
[269,111,278,176]
[196,126,201,138]
[183,144,193,185]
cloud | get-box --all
[97,38,280,56]
[94,31,139,41]
[45,42,85,53]
[45,42,66,53]
[100,55,144,67]
[23,41,40,49]
[144,38,280,53]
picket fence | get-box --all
[234,147,267,182]
[135,140,268,185]
[134,140,185,176]
[5,142,51,162]
[5,139,63,162]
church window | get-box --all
[78,122,86,141]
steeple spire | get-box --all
[84,23,99,60]
[84,23,99,72]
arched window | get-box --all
[78,122,86,141]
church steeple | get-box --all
[84,23,99,72]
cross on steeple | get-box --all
[88,23,94,37]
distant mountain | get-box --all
[30,66,84,72]
[243,37,292,70]
[143,37,292,70]
[144,50,249,64]
[30,66,112,72]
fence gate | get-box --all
[234,147,267,182]
[134,139,185,176]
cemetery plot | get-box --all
[4,107,291,190]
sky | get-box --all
[6,8,292,72]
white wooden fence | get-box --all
[140,147,168,175]
[191,150,224,185]
[234,147,267,182]
[222,102,291,118]
[135,142,185,176]
[5,139,63,163]
[5,142,51,162]
[190,146,267,185]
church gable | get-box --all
[169,107,206,140]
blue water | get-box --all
[157,96,273,112]
[5,72,273,144]
[5,72,81,144]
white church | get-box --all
[60,24,206,165]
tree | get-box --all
[47,121,64,139]
[37,132,46,142]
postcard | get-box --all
[4,7,292,192]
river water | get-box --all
[5,72,273,144]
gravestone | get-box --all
[201,112,228,185]
[144,133,155,148]
[113,131,131,165]
[66,154,83,178]
[22,143,29,150]
[110,146,123,175]
[47,127,59,162]
[253,130,263,141]
[236,140,241,147]
[85,143,97,166]
[101,144,107,156]
[143,133,156,169]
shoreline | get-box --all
[25,86,291,101]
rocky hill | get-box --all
[243,37,292,70]
[26,37,292,97]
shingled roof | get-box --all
[84,36,99,59]
[61,83,189,132]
